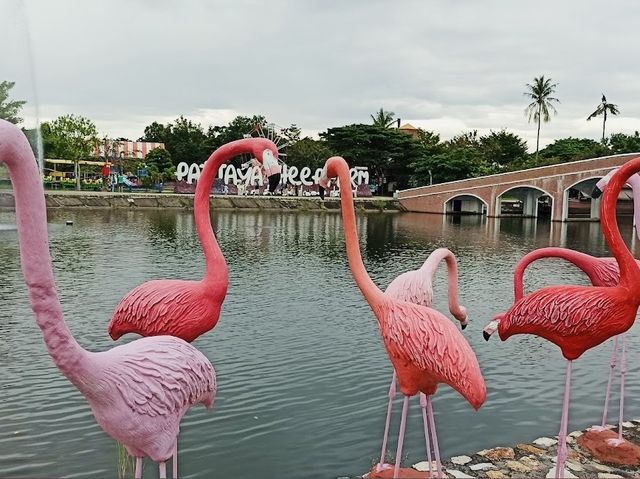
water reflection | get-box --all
[1,208,639,478]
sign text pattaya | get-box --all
[176,163,369,187]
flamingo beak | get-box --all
[483,320,499,341]
[461,321,468,330]
[319,167,330,189]
[482,330,491,341]
[591,186,602,199]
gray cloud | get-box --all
[2,0,638,149]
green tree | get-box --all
[478,130,528,170]
[322,124,421,192]
[138,121,169,143]
[370,108,397,128]
[0,81,26,124]
[587,94,620,143]
[145,147,173,175]
[524,75,559,159]
[410,131,487,185]
[285,137,334,170]
[608,131,640,154]
[538,137,609,164]
[45,114,99,160]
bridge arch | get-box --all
[562,176,605,221]
[443,193,488,215]
[495,184,553,219]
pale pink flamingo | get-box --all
[484,158,640,478]
[0,119,215,479]
[379,248,468,475]
[510,169,640,441]
[108,138,279,343]
[320,157,486,478]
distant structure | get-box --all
[397,123,419,139]
[94,140,165,160]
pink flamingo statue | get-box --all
[484,159,640,478]
[0,119,215,479]
[510,169,640,443]
[379,248,468,475]
[320,157,486,478]
[108,138,279,343]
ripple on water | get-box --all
[2,210,640,478]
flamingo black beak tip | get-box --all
[591,187,602,199]
[483,330,491,341]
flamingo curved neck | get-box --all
[0,121,87,381]
[330,158,384,306]
[601,157,640,289]
[194,141,253,284]
[429,249,465,318]
[513,248,601,300]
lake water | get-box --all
[1,208,640,478]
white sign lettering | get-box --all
[176,162,369,187]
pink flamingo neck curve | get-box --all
[600,159,640,289]
[513,247,618,300]
[385,247,467,323]
[194,138,278,283]
[323,157,385,307]
[1,122,86,380]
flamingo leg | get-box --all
[420,393,434,477]
[608,335,627,446]
[376,370,397,471]
[134,457,143,479]
[159,461,167,479]
[392,395,410,479]
[599,336,619,429]
[426,395,443,479]
[173,440,178,479]
[555,360,572,479]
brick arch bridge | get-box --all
[397,153,640,222]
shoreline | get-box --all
[0,190,404,212]
[343,421,640,478]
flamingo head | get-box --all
[455,306,469,329]
[318,165,330,189]
[319,156,347,189]
[592,168,617,199]
[482,312,504,341]
[248,139,279,167]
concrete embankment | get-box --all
[344,421,640,478]
[0,191,404,212]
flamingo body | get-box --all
[379,297,484,407]
[497,285,636,360]
[88,336,215,461]
[109,279,226,342]
[108,138,278,342]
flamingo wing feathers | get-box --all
[110,279,216,341]
[100,336,216,417]
[382,300,485,408]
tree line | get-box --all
[2,77,639,194]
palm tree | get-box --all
[587,94,620,143]
[371,108,397,128]
[524,75,560,159]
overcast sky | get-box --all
[3,0,639,151]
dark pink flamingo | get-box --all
[484,157,640,478]
[108,138,279,342]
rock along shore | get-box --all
[0,190,403,212]
[340,421,640,479]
